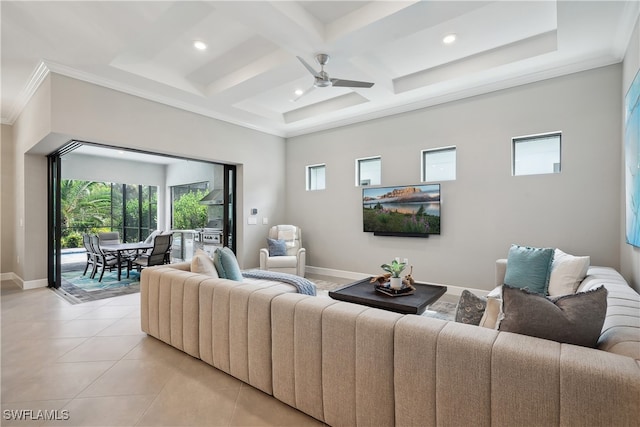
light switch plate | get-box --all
[248,217,257,225]
[262,217,268,225]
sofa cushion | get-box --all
[503,244,554,295]
[267,238,287,256]
[548,249,590,296]
[191,249,218,277]
[499,284,608,348]
[214,247,243,281]
[455,290,487,325]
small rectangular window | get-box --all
[306,164,326,191]
[422,146,456,182]
[512,132,561,176]
[356,156,381,186]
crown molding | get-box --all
[1,61,50,125]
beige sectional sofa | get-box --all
[141,261,640,426]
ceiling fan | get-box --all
[294,54,374,101]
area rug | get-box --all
[421,300,456,321]
[60,267,141,303]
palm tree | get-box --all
[60,180,111,236]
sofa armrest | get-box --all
[296,248,306,277]
[259,248,269,270]
[496,259,507,287]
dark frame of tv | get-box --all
[362,183,440,237]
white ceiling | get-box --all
[2,1,638,138]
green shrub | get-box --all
[62,232,83,249]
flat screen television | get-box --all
[363,183,440,237]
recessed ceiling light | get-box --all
[193,40,207,51]
[294,89,304,96]
[442,34,457,44]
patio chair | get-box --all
[81,233,97,277]
[133,233,172,270]
[90,234,131,282]
[97,231,120,245]
[99,231,139,261]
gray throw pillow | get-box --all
[455,290,487,325]
[499,284,608,348]
[267,238,287,256]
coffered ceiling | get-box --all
[2,1,638,137]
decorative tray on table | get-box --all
[374,283,415,297]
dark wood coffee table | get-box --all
[328,277,447,315]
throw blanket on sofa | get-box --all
[242,270,317,296]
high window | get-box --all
[422,146,456,182]
[306,164,326,191]
[356,156,381,186]
[512,132,561,176]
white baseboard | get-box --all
[0,272,48,289]
[306,265,490,299]
[23,278,48,289]
[0,272,15,281]
[305,265,370,281]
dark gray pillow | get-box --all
[455,290,487,325]
[267,238,287,256]
[499,284,608,348]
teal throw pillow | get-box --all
[214,247,243,282]
[267,238,287,256]
[503,244,554,295]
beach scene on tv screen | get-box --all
[363,184,440,235]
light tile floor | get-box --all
[1,280,326,426]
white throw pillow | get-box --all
[479,286,503,329]
[548,249,590,296]
[191,249,219,278]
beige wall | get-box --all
[9,76,53,283]
[286,65,622,291]
[621,16,640,291]
[1,124,15,275]
[8,73,286,285]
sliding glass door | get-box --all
[47,141,83,288]
[48,141,237,288]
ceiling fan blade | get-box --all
[296,56,321,78]
[331,78,374,88]
[292,85,316,102]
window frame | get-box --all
[355,156,382,187]
[421,146,457,182]
[511,131,562,176]
[306,163,326,191]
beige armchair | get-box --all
[259,225,306,277]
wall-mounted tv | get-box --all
[363,184,440,237]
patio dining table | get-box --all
[100,242,154,281]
